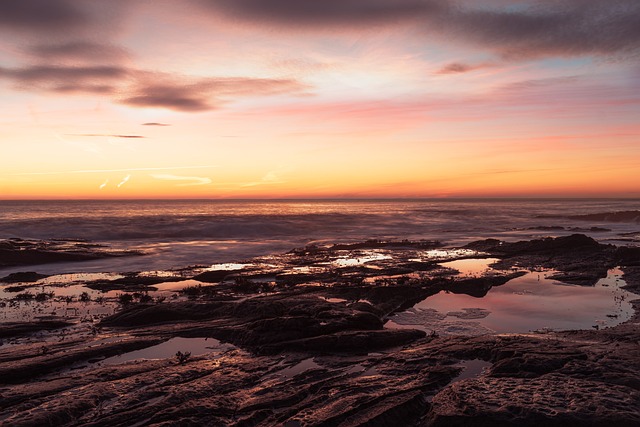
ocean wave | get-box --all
[568,211,640,223]
[0,212,423,242]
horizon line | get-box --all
[1,196,639,202]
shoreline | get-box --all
[1,234,639,425]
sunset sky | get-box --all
[1,0,639,199]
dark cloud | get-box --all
[142,123,171,126]
[0,0,86,31]
[27,42,130,62]
[198,0,640,60]
[0,65,128,93]
[121,76,307,112]
[448,1,640,59]
[121,80,216,111]
[123,92,213,112]
[499,76,581,91]
[200,0,445,27]
[67,134,145,139]
[436,62,491,75]
[0,63,307,112]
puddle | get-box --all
[331,253,392,267]
[276,358,322,378]
[36,273,124,285]
[421,249,484,261]
[319,296,348,303]
[151,279,206,293]
[450,359,491,383]
[346,364,379,377]
[440,258,500,277]
[206,263,253,271]
[100,337,234,365]
[387,267,635,335]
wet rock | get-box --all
[615,246,640,267]
[0,320,73,338]
[467,235,616,286]
[0,271,49,283]
[0,336,165,384]
[329,239,443,251]
[527,225,566,231]
[192,269,238,283]
[85,273,184,292]
[497,234,604,255]
[427,376,640,427]
[1,236,640,426]
[100,301,230,327]
[621,266,640,291]
[100,293,394,353]
[490,351,587,378]
[569,226,611,232]
[443,273,526,298]
[260,329,426,354]
[0,238,142,267]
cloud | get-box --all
[0,63,307,112]
[121,75,308,112]
[27,42,130,62]
[117,175,131,188]
[142,123,171,126]
[99,179,109,190]
[446,1,640,59]
[200,0,444,27]
[241,171,286,187]
[0,0,86,31]
[0,0,130,40]
[436,62,493,75]
[16,165,218,176]
[151,174,212,186]
[122,83,214,112]
[499,75,581,91]
[67,134,145,139]
[0,65,128,93]
[197,0,640,60]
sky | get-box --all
[1,0,639,199]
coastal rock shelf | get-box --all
[1,235,639,426]
[0,238,142,269]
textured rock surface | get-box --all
[1,236,639,426]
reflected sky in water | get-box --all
[389,267,634,334]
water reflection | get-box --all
[440,258,500,277]
[388,266,634,335]
[101,337,234,365]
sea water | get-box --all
[1,199,639,275]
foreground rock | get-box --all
[0,235,639,426]
[0,238,142,268]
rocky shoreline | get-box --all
[0,235,639,426]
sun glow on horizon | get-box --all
[1,1,639,199]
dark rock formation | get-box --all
[1,236,639,426]
[0,238,142,267]
[0,271,49,283]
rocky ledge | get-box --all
[0,235,638,426]
[0,238,143,269]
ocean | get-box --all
[1,199,639,275]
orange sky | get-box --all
[1,0,639,199]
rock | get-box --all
[260,329,426,354]
[0,238,142,267]
[427,376,640,426]
[0,320,73,338]
[0,271,49,283]
[1,236,640,426]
